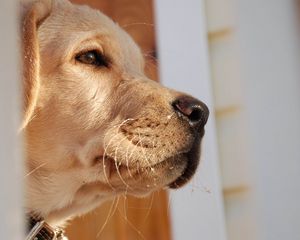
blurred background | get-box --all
[1,0,300,240]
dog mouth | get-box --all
[96,131,203,190]
[96,156,127,180]
[168,134,202,189]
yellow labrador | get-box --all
[22,0,209,228]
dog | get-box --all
[21,0,209,231]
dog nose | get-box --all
[172,96,209,128]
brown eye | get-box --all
[75,50,109,68]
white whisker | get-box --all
[113,134,132,189]
[25,163,47,178]
[96,196,119,238]
[125,135,138,178]
[122,22,154,28]
[143,192,155,223]
[102,132,121,191]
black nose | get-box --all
[172,96,209,128]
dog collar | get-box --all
[26,215,67,240]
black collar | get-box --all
[26,215,66,240]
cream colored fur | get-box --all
[22,0,206,227]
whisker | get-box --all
[167,192,173,218]
[24,163,47,178]
[123,187,129,220]
[121,22,154,28]
[137,132,153,170]
[128,135,150,182]
[96,196,119,238]
[149,139,159,186]
[117,207,146,240]
[128,135,146,162]
[174,174,212,194]
[125,135,139,179]
[111,118,136,130]
[105,118,137,182]
[102,132,121,191]
[143,191,155,223]
[110,196,120,220]
[113,134,133,189]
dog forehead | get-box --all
[40,1,120,39]
[38,0,143,68]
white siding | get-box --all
[206,0,300,239]
[237,1,300,239]
[154,1,227,240]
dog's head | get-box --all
[22,0,209,221]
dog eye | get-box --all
[75,50,109,68]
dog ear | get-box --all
[20,0,52,129]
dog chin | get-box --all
[168,137,202,189]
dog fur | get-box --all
[21,0,208,227]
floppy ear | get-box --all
[21,0,52,129]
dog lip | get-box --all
[168,133,203,189]
[168,155,197,189]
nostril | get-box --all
[172,96,209,127]
[189,107,203,123]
